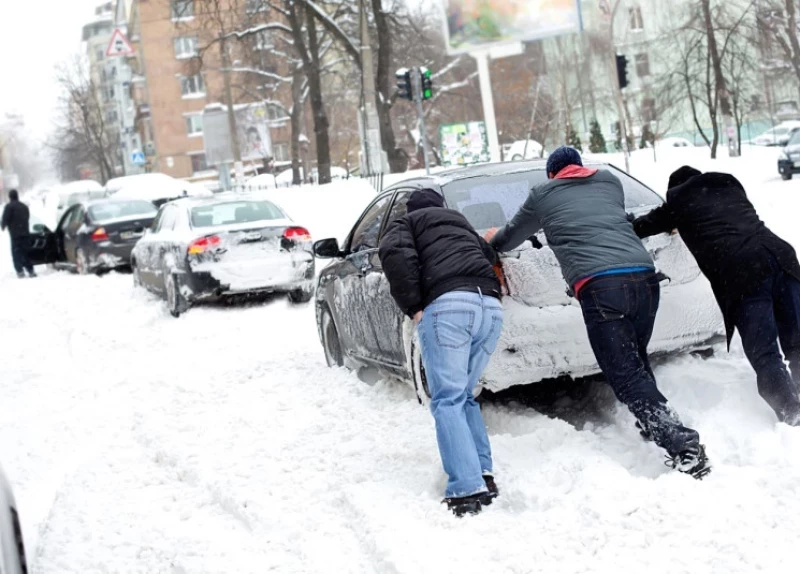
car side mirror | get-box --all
[314,238,342,258]
[32,223,48,234]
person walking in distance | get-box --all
[633,166,800,426]
[1,190,36,278]
[379,188,504,516]
[485,147,710,479]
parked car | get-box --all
[35,199,158,274]
[778,129,800,180]
[657,137,695,148]
[0,464,29,574]
[131,194,315,317]
[54,180,106,221]
[110,173,213,207]
[312,160,723,402]
[751,121,800,146]
[506,140,548,161]
[245,173,278,190]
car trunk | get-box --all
[99,217,155,245]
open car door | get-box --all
[27,216,59,265]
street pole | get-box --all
[606,12,630,173]
[220,37,243,188]
[473,52,501,163]
[359,0,386,175]
[412,67,431,174]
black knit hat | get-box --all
[546,146,582,177]
[668,166,702,189]
[407,188,445,213]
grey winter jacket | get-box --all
[490,169,654,287]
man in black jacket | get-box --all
[1,190,36,278]
[379,188,503,517]
[633,166,800,425]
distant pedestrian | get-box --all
[1,190,36,278]
[486,147,710,479]
[379,188,503,517]
[634,166,800,426]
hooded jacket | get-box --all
[491,167,654,288]
[633,170,800,345]
[1,198,31,239]
[378,189,500,317]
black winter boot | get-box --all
[665,442,712,480]
[481,475,499,505]
[443,494,483,517]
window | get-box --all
[246,0,269,13]
[185,114,203,135]
[629,6,644,31]
[88,201,157,223]
[96,46,105,61]
[273,142,290,162]
[642,98,657,123]
[174,36,198,59]
[384,192,411,228]
[348,195,393,252]
[255,30,272,51]
[635,53,650,78]
[191,200,284,227]
[106,110,119,124]
[267,104,283,121]
[180,74,205,97]
[157,206,178,232]
[171,0,194,20]
[190,153,208,173]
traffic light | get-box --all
[420,67,433,100]
[395,68,412,101]
[615,54,629,90]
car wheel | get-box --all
[288,287,314,304]
[75,248,90,275]
[410,333,431,406]
[321,307,344,367]
[511,154,523,161]
[782,172,793,181]
[165,273,188,318]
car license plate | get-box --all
[120,231,142,240]
[794,161,800,168]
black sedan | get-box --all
[33,199,158,274]
[778,129,800,180]
[131,194,315,317]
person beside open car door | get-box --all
[486,147,711,479]
[379,188,503,517]
[633,166,800,426]
[1,190,36,279]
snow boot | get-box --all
[666,442,711,480]
[27,269,37,278]
[481,474,499,505]
[16,272,25,279]
[443,494,483,517]
[782,406,800,426]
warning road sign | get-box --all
[106,29,135,58]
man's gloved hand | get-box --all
[527,236,544,249]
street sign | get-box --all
[106,29,135,58]
[131,151,146,166]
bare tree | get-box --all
[758,0,800,102]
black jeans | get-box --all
[10,235,33,275]
[579,271,700,456]
[733,257,800,420]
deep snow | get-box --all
[1,148,800,573]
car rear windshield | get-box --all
[190,200,285,228]
[88,200,157,222]
[441,166,662,231]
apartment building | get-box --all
[125,0,294,181]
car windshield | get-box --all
[88,200,157,222]
[190,200,285,227]
[789,131,800,145]
[442,166,662,231]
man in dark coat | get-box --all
[633,166,800,425]
[487,147,710,479]
[1,190,36,278]
[379,188,503,517]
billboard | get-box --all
[443,0,583,54]
[203,103,274,166]
[439,122,490,167]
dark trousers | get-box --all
[579,271,699,456]
[733,258,800,420]
[10,235,33,275]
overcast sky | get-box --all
[0,0,101,141]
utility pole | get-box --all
[220,36,243,187]
[358,0,386,175]
[606,1,630,172]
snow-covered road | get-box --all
[3,149,800,573]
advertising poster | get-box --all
[204,103,274,166]
[443,0,582,54]
[439,122,490,167]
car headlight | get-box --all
[779,151,789,161]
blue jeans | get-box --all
[733,257,800,420]
[417,291,503,498]
[579,271,700,457]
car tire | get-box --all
[165,273,188,318]
[511,154,523,161]
[75,248,90,275]
[782,173,793,181]
[288,287,314,304]
[321,307,344,367]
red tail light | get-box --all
[188,235,221,254]
[92,227,109,241]
[283,226,312,241]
